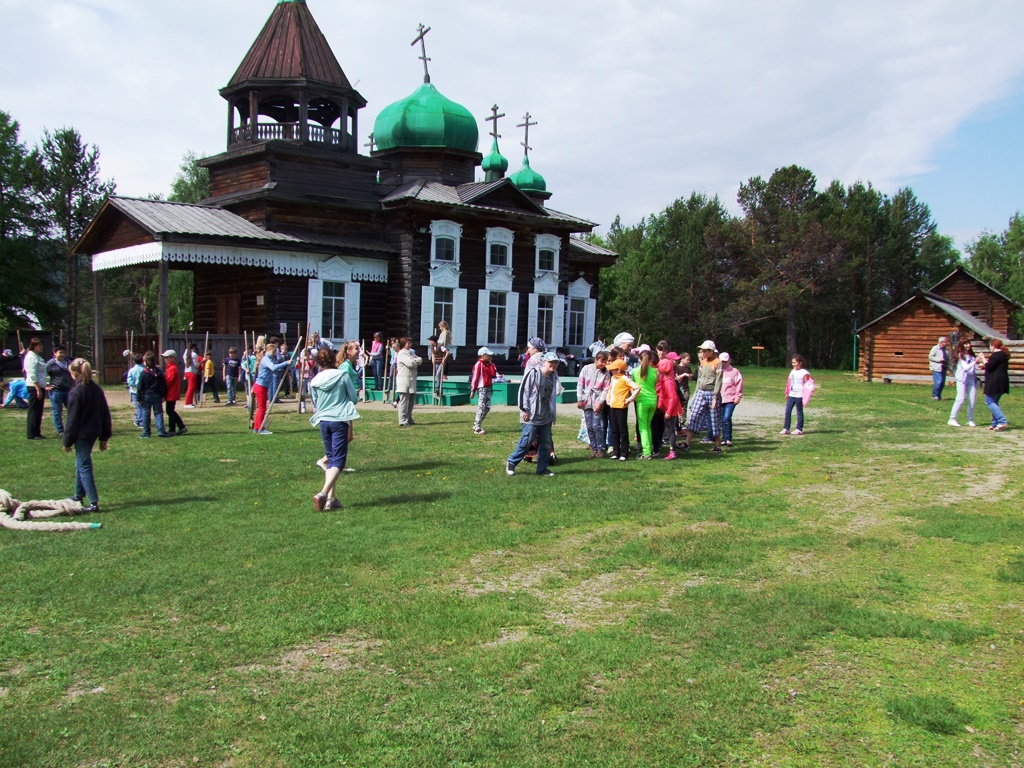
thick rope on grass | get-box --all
[0,489,102,531]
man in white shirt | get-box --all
[928,336,950,400]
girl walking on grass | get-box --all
[948,339,978,427]
[656,356,684,459]
[719,353,743,446]
[310,347,360,512]
[62,358,112,513]
[781,355,811,436]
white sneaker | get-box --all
[792,429,803,435]
[184,404,196,409]
[779,429,790,435]
[947,419,961,427]
[257,429,273,435]
[967,421,977,427]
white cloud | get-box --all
[2,0,1023,233]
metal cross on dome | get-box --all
[364,132,376,153]
[517,112,538,157]
[411,23,432,84]
[486,105,505,141]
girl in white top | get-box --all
[781,355,810,435]
[948,339,978,427]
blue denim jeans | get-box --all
[985,394,1007,427]
[141,400,167,436]
[508,421,553,473]
[50,389,69,433]
[932,370,946,399]
[372,358,384,392]
[226,376,238,404]
[131,392,144,425]
[583,407,607,452]
[721,401,737,442]
[784,396,804,431]
[320,420,350,470]
[74,437,99,504]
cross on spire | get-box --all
[486,105,505,141]
[364,132,376,153]
[411,23,432,84]
[517,112,538,157]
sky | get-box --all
[2,0,1024,252]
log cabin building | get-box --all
[73,0,617,377]
[856,267,1022,384]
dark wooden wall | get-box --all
[859,301,965,383]
[192,264,270,335]
[930,273,1016,338]
[376,149,479,186]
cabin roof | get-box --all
[856,290,1009,341]
[930,265,1022,309]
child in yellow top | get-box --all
[202,349,221,404]
[605,358,640,460]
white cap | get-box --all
[719,352,731,362]
[477,346,494,356]
[699,340,717,351]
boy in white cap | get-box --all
[506,352,560,477]
[470,347,500,434]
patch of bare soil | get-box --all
[237,631,384,678]
[446,526,701,633]
[66,685,105,701]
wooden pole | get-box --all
[198,330,209,406]
[16,330,23,354]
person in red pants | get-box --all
[183,342,200,407]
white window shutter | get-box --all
[527,293,538,341]
[552,295,565,348]
[420,286,434,345]
[307,279,324,336]
[585,298,597,351]
[344,282,361,342]
[453,288,468,347]
[477,289,490,348]
[506,291,520,353]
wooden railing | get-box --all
[230,123,343,146]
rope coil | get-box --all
[0,489,102,531]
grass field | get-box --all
[1,368,1022,767]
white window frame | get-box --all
[307,257,361,344]
[535,233,560,276]
[485,227,514,270]
[421,285,467,347]
[567,296,587,348]
[430,220,462,266]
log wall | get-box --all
[930,272,1016,337]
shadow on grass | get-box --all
[347,491,452,508]
[381,461,448,472]
[143,496,220,507]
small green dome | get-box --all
[374,83,478,152]
[509,156,546,193]
[481,138,508,176]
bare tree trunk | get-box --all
[786,296,799,360]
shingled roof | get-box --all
[226,1,357,92]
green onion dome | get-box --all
[509,155,546,193]
[373,83,479,152]
[481,138,508,176]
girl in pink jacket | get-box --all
[656,358,685,459]
[719,353,743,446]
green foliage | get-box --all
[966,213,1024,334]
[168,149,210,203]
[886,695,975,734]
[600,168,958,368]
[35,126,115,350]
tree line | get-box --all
[597,165,1023,369]
[0,109,207,354]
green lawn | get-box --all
[1,369,1022,767]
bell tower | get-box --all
[219,0,366,154]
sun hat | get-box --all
[719,352,731,362]
[613,332,635,347]
[541,351,559,362]
[161,349,177,358]
[657,358,675,374]
[606,359,627,372]
[477,346,494,356]
[528,337,547,352]
[699,340,717,351]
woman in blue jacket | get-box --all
[309,347,360,511]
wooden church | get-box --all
[74,0,616,374]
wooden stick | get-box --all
[15,330,23,354]
[198,330,209,407]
